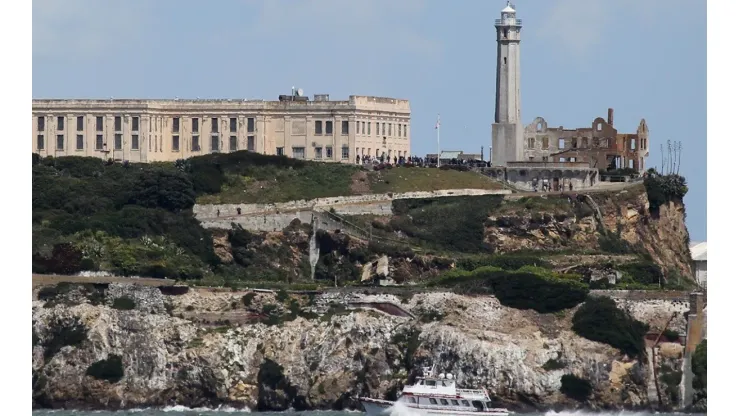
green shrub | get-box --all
[428,267,588,313]
[644,170,688,215]
[86,354,124,383]
[663,329,681,342]
[276,289,289,303]
[111,296,136,310]
[692,340,707,393]
[543,358,567,371]
[617,262,663,285]
[560,374,592,401]
[242,292,257,307]
[598,231,633,254]
[456,254,551,271]
[572,296,649,358]
[43,318,88,359]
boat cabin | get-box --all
[400,366,501,413]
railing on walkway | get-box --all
[313,207,422,251]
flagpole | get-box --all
[436,114,440,168]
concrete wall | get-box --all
[193,188,512,221]
[483,166,600,191]
[694,260,707,289]
[32,95,411,164]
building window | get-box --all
[76,116,84,131]
[37,135,44,150]
[115,134,123,150]
[325,121,333,135]
[404,124,407,138]
[56,134,64,150]
[247,136,255,151]
[382,123,386,135]
[276,147,284,156]
[342,145,349,159]
[315,120,323,135]
[362,122,366,135]
[376,122,380,135]
[341,121,349,135]
[132,134,139,150]
[132,117,139,131]
[356,121,360,134]
[247,117,255,133]
[57,116,65,131]
[582,137,589,147]
[171,135,180,151]
[76,134,84,150]
[229,118,237,133]
[630,138,636,150]
[572,138,578,148]
[293,146,305,159]
[96,116,103,131]
[210,135,219,151]
[398,123,402,137]
[593,138,600,147]
[314,147,322,160]
[96,134,103,150]
[192,118,199,133]
[191,136,200,151]
[115,116,122,131]
[229,136,237,151]
[628,159,634,169]
[37,116,45,131]
[326,146,333,159]
[527,137,535,149]
[172,117,180,133]
[558,138,565,149]
[211,118,219,133]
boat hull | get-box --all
[359,398,508,416]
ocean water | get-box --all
[30,410,704,416]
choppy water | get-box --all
[30,410,704,416]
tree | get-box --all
[129,169,196,211]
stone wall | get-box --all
[193,188,511,227]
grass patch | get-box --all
[86,354,124,383]
[368,167,501,194]
[571,296,649,358]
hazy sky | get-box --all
[32,0,707,241]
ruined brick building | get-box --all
[491,2,650,173]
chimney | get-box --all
[607,108,614,126]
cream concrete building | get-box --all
[32,92,411,163]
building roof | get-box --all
[440,151,464,159]
[690,241,707,261]
[502,2,516,13]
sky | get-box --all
[32,0,707,241]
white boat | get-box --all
[359,365,509,416]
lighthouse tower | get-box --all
[491,1,524,166]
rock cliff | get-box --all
[32,283,693,412]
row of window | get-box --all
[404,396,477,407]
[36,132,256,153]
[38,115,137,133]
[354,120,408,138]
[285,146,350,160]
[526,136,647,151]
[173,117,255,134]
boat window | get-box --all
[440,399,449,405]
[425,380,436,386]
[461,400,470,406]
[408,397,417,404]
[429,398,438,405]
[486,401,494,408]
[451,400,460,406]
[472,401,484,411]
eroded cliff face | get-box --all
[485,187,692,278]
[32,283,691,412]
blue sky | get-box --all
[32,0,707,241]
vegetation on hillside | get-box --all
[644,169,688,215]
[691,339,707,404]
[571,296,649,358]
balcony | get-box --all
[495,18,522,26]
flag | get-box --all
[435,115,440,130]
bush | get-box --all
[86,354,124,383]
[560,374,592,401]
[429,267,588,313]
[618,262,663,285]
[111,296,136,310]
[242,292,257,307]
[644,170,688,215]
[572,296,649,358]
[543,359,567,371]
[456,254,551,271]
[692,339,707,392]
[43,318,88,359]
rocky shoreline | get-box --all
[32,282,701,412]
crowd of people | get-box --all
[356,154,492,168]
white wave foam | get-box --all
[160,404,250,413]
[544,411,666,416]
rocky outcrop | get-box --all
[32,283,694,412]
